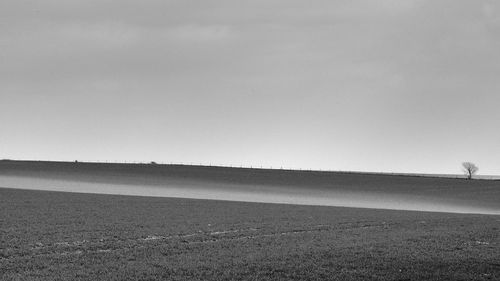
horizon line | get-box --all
[2,158,499,180]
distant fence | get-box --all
[17,158,498,179]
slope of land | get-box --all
[0,160,499,214]
[1,188,499,281]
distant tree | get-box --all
[462,162,478,180]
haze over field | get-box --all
[1,161,499,215]
[3,187,499,281]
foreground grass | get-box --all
[1,188,499,281]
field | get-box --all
[1,187,499,281]
[1,160,500,214]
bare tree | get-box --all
[462,162,478,180]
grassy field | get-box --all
[1,160,500,214]
[1,187,499,281]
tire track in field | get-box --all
[1,221,394,259]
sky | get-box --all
[1,0,499,175]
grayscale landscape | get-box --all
[2,0,500,280]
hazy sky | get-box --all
[1,0,499,174]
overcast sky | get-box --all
[1,0,499,174]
